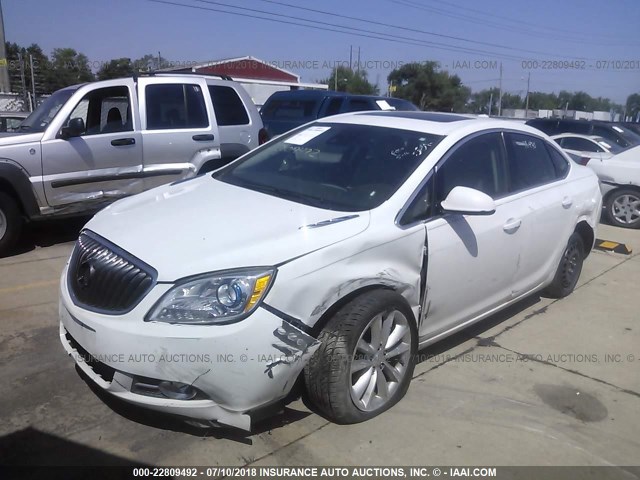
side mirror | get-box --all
[60,117,85,139]
[441,186,496,215]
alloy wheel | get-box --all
[350,309,413,412]
[612,193,640,225]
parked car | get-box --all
[579,145,640,229]
[0,73,266,255]
[59,111,601,430]
[551,133,625,161]
[0,111,29,132]
[260,90,419,137]
[526,118,640,149]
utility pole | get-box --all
[349,46,353,70]
[157,51,162,70]
[0,0,11,93]
[29,54,36,112]
[17,51,28,110]
[524,71,530,118]
[357,47,361,74]
[488,92,493,116]
[498,62,503,117]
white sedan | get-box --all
[59,112,602,430]
[551,133,625,162]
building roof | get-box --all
[166,56,301,83]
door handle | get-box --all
[192,134,215,142]
[111,138,135,146]
[503,218,522,234]
[562,197,573,208]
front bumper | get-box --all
[58,267,319,431]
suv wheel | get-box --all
[0,192,22,256]
[605,188,640,229]
[304,290,417,424]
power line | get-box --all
[244,0,591,60]
[387,0,639,47]
[149,0,527,61]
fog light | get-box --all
[158,381,198,400]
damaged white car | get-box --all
[59,112,602,430]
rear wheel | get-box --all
[304,290,417,424]
[543,232,584,298]
[0,192,22,256]
[605,188,640,229]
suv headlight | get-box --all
[146,268,275,325]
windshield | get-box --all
[593,137,624,154]
[214,123,443,211]
[19,87,78,133]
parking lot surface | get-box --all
[0,221,638,468]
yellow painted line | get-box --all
[0,279,59,295]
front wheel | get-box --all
[605,188,640,229]
[0,192,22,257]
[543,232,585,298]
[304,290,417,424]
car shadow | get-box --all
[76,366,312,446]
[1,216,92,258]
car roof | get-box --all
[266,90,414,102]
[321,111,546,137]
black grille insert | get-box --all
[68,231,157,314]
[65,329,116,383]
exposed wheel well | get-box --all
[603,184,640,203]
[309,285,414,338]
[0,179,25,216]
[575,220,594,259]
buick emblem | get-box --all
[77,260,95,289]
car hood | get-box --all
[0,132,43,145]
[85,176,370,281]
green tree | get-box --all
[467,87,500,114]
[132,53,172,72]
[526,91,558,110]
[387,61,469,112]
[626,93,640,120]
[48,48,95,91]
[97,57,134,80]
[322,66,379,95]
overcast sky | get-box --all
[4,0,639,104]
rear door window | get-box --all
[561,137,602,152]
[145,83,209,130]
[323,97,343,117]
[504,133,559,192]
[208,85,250,126]
[344,98,374,112]
[261,99,318,120]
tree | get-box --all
[48,48,95,91]
[132,53,172,72]
[321,66,379,95]
[387,61,469,111]
[526,91,558,110]
[626,93,640,120]
[97,58,134,80]
[467,87,500,114]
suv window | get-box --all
[345,99,373,112]
[560,121,590,135]
[505,133,558,191]
[436,133,507,202]
[66,86,132,136]
[208,85,249,126]
[562,137,602,152]
[323,97,343,117]
[591,125,629,148]
[261,99,317,120]
[145,83,208,130]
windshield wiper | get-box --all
[231,179,337,209]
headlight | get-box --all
[146,268,275,325]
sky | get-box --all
[3,0,640,105]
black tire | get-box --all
[0,191,22,256]
[604,188,640,229]
[543,232,584,298]
[304,290,417,424]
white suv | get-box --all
[59,112,602,430]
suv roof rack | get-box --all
[134,71,234,82]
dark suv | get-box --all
[261,90,419,137]
[526,118,640,149]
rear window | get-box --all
[208,85,250,126]
[261,99,318,120]
[145,83,208,130]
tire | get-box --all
[304,290,417,424]
[0,192,22,256]
[543,232,584,298]
[605,188,640,229]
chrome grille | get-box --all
[68,231,156,314]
